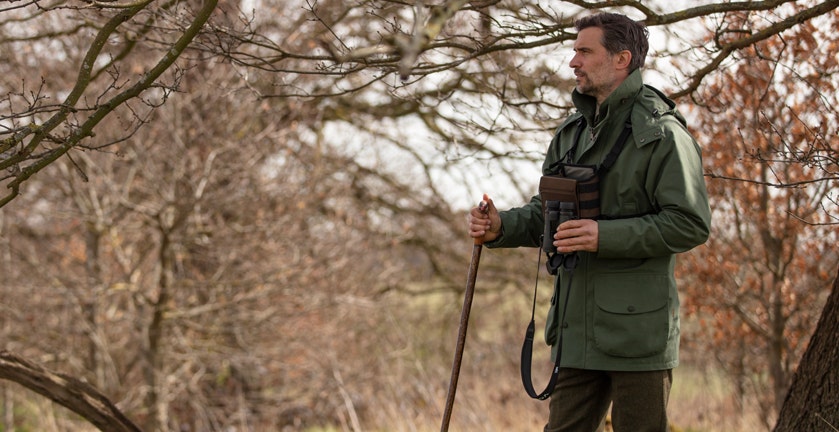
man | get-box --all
[468,12,712,432]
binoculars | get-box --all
[542,200,576,254]
[542,200,577,275]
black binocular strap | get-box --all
[599,121,633,174]
[521,251,577,400]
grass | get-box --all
[343,278,772,432]
[669,365,767,432]
[296,361,766,432]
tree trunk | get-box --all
[773,266,839,431]
[0,350,141,432]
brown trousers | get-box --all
[543,368,672,432]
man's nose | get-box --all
[569,53,581,69]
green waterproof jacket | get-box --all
[488,70,712,371]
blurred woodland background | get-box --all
[0,0,837,431]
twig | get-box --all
[817,413,839,432]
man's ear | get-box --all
[614,50,632,71]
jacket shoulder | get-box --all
[630,85,690,147]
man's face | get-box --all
[570,27,625,103]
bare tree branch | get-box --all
[0,350,141,432]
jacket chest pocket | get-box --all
[593,274,671,358]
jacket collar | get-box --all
[571,69,643,127]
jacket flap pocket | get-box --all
[594,274,669,314]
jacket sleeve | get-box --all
[597,121,712,258]
[486,123,571,250]
[485,195,544,249]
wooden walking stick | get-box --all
[440,197,488,432]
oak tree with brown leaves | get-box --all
[682,8,839,428]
